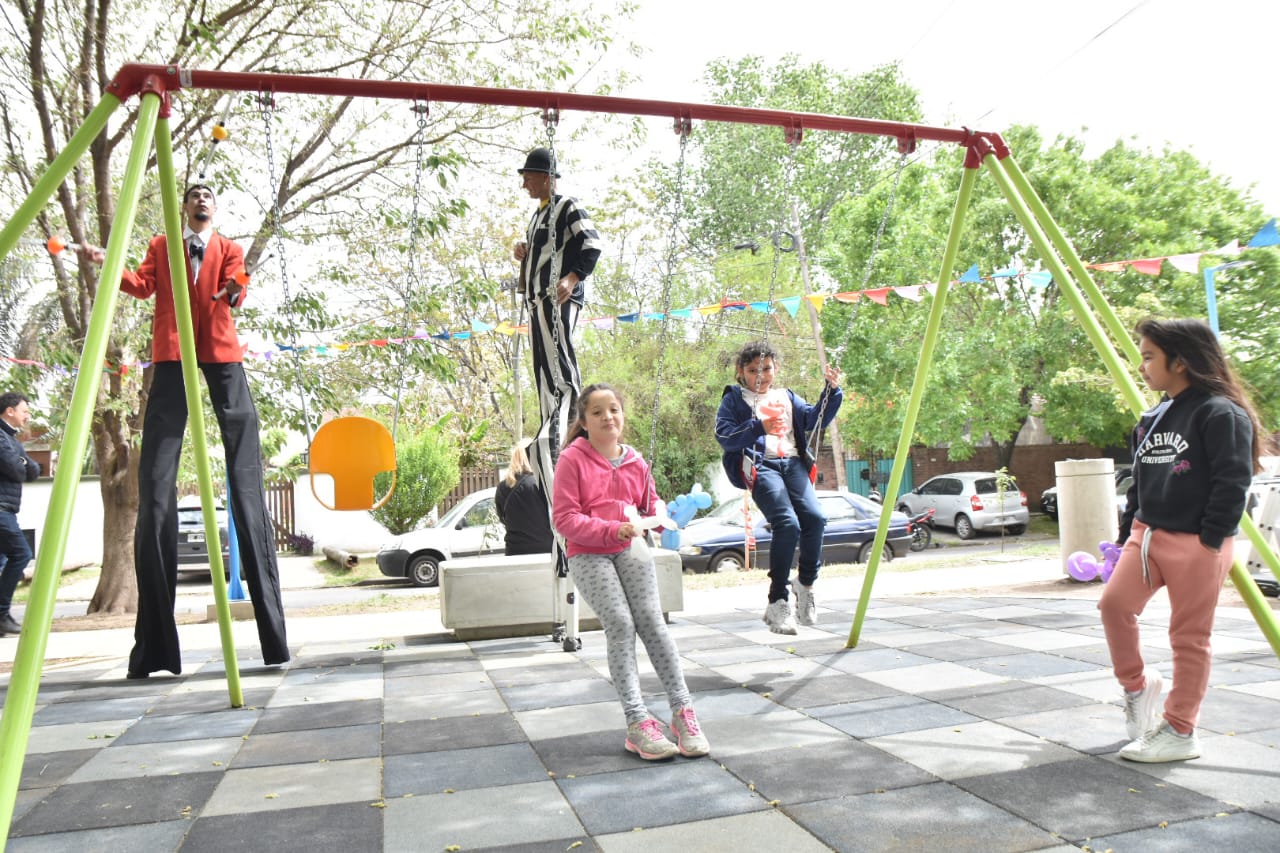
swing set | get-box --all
[3,64,1280,837]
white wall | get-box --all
[16,476,107,569]
[294,474,395,553]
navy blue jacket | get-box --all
[716,383,843,489]
[0,419,40,513]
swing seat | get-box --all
[308,416,397,511]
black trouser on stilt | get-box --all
[129,361,289,675]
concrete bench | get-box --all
[439,549,684,641]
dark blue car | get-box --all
[675,490,911,573]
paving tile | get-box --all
[719,737,936,803]
[1089,811,1280,852]
[66,736,241,782]
[787,780,1060,852]
[867,719,1079,780]
[384,711,525,755]
[22,719,133,753]
[963,651,1105,679]
[1000,702,1129,754]
[182,801,382,852]
[5,819,192,852]
[820,647,938,674]
[146,686,276,717]
[267,675,383,706]
[807,694,978,739]
[1197,683,1280,734]
[385,742,550,795]
[19,749,98,790]
[233,722,381,768]
[682,644,793,667]
[1002,610,1103,629]
[383,780,585,850]
[383,687,508,722]
[200,756,382,816]
[983,628,1105,652]
[895,637,1026,662]
[499,678,620,712]
[857,660,1008,695]
[251,697,384,733]
[111,707,259,745]
[696,709,848,758]
[530,727,645,777]
[515,701,624,740]
[559,759,766,835]
[929,680,1093,719]
[593,809,830,852]
[488,661,602,687]
[461,838,602,853]
[9,771,222,835]
[749,672,899,709]
[710,656,842,689]
[954,756,1229,841]
[945,620,1042,639]
[1109,731,1280,807]
[31,696,154,726]
[382,656,482,678]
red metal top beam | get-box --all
[106,64,999,154]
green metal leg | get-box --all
[154,119,243,707]
[847,164,979,648]
[0,93,157,843]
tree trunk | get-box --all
[87,381,140,614]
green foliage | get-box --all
[370,427,461,535]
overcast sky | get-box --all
[605,0,1278,219]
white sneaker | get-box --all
[763,599,798,635]
[1119,721,1201,763]
[1123,667,1163,740]
[794,584,816,626]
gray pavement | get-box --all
[3,554,1280,851]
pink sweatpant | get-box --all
[1097,520,1234,734]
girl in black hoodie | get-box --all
[1099,318,1265,763]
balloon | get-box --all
[1066,550,1101,581]
[1098,541,1122,582]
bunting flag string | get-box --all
[5,220,1277,380]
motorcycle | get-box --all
[907,507,936,552]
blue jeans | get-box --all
[0,510,32,614]
[752,456,825,603]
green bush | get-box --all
[370,428,460,534]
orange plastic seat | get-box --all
[308,416,397,510]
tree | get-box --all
[0,0,632,612]
[370,425,459,535]
[821,125,1273,474]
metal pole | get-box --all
[154,117,244,706]
[847,162,979,647]
[0,92,152,842]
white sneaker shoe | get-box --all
[763,599,798,635]
[794,584,816,626]
[1119,721,1201,763]
[1123,667,1163,740]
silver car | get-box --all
[896,471,1029,540]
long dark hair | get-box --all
[562,383,624,448]
[1136,317,1267,471]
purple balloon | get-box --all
[1066,550,1100,581]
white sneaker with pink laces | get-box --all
[670,706,710,757]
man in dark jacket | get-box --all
[0,392,40,636]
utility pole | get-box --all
[790,201,847,491]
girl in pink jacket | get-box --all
[553,383,709,761]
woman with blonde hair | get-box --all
[495,440,553,556]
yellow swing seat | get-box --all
[308,416,397,510]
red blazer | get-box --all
[120,231,247,363]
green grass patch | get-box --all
[12,565,101,604]
[314,556,387,587]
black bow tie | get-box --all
[188,239,204,261]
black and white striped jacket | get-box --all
[520,194,601,307]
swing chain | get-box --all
[647,121,691,465]
[757,132,801,365]
[392,102,430,440]
[859,149,910,291]
[258,92,314,444]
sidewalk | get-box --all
[3,555,1280,851]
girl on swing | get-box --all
[716,341,843,635]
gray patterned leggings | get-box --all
[569,549,692,725]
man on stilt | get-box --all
[512,147,601,647]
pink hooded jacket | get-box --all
[552,437,660,557]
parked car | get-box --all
[897,472,1029,540]
[1041,465,1133,522]
[676,490,911,573]
[176,501,231,575]
[376,487,506,587]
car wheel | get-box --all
[1045,509,1057,521]
[408,554,440,587]
[955,514,976,540]
[708,550,745,573]
[1005,524,1026,536]
[858,541,892,564]
[896,504,911,515]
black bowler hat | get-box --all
[517,147,560,177]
